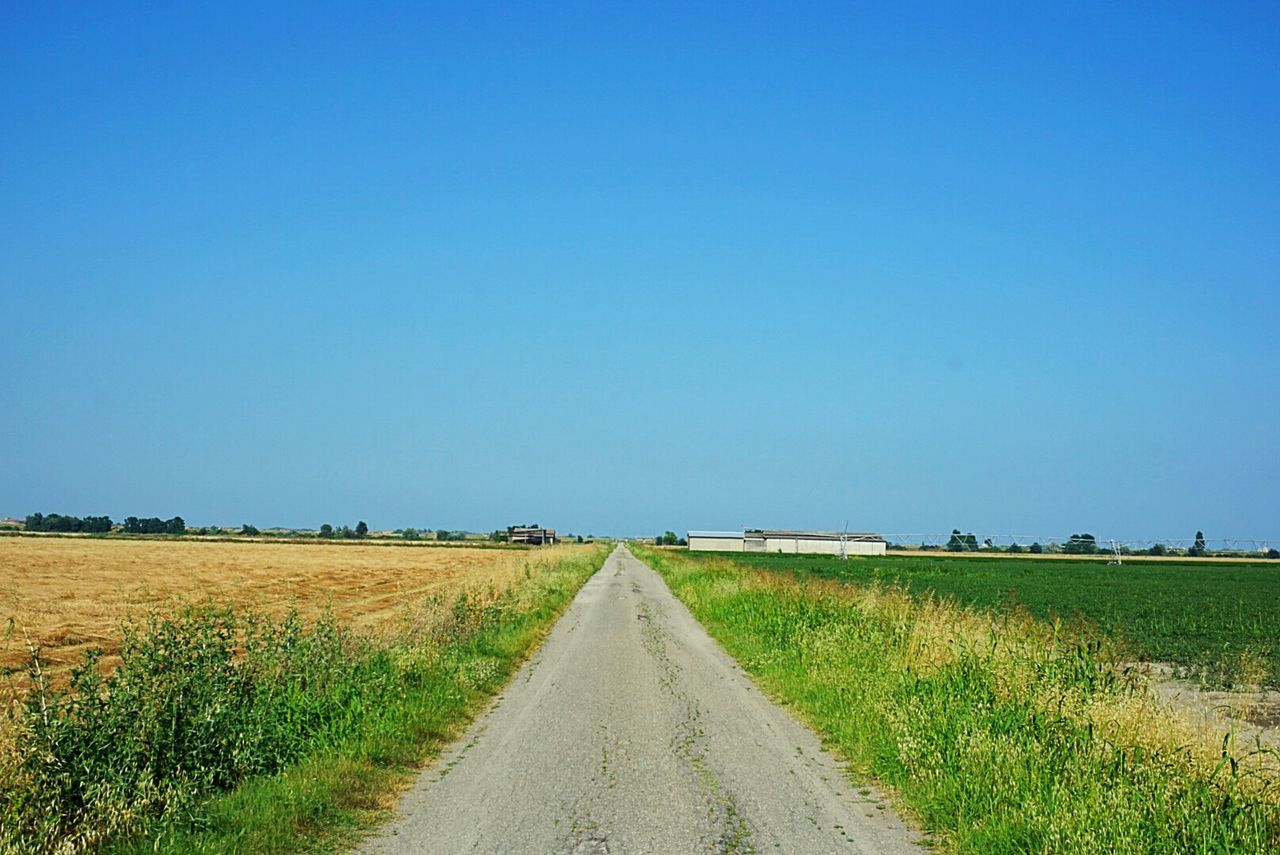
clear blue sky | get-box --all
[2,2,1277,540]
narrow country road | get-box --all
[362,545,922,854]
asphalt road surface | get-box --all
[363,545,923,854]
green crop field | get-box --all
[640,546,1280,851]
[687,551,1280,688]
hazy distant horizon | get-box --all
[4,511,1275,548]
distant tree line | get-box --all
[657,531,686,546]
[21,512,193,535]
[318,521,369,539]
[903,528,1268,558]
[24,513,113,533]
[23,512,191,535]
[1063,533,1098,555]
[123,516,186,535]
[1189,530,1207,557]
[399,527,480,541]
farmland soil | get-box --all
[362,544,923,854]
[1145,663,1280,751]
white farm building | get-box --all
[687,529,887,557]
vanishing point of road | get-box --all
[363,545,923,854]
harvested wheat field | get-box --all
[0,535,579,684]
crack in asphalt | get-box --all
[637,592,756,853]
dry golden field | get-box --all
[0,535,577,684]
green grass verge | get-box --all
[1,544,608,853]
[693,551,1280,688]
[636,546,1280,853]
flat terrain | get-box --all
[695,551,1280,687]
[646,548,1280,851]
[364,545,921,854]
[0,535,562,683]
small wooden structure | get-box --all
[508,525,557,546]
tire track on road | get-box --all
[362,545,921,854]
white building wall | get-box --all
[687,534,886,556]
[847,540,886,556]
[762,537,886,556]
[688,535,744,552]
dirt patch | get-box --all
[1243,700,1280,729]
[1141,661,1280,751]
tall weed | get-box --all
[1,607,385,850]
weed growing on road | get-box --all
[0,545,608,853]
[638,547,1280,853]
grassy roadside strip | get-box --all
[1,544,609,854]
[710,551,1280,689]
[634,546,1280,853]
